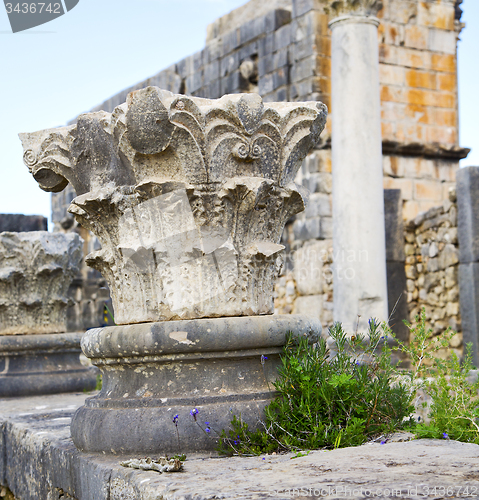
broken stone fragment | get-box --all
[120,457,183,473]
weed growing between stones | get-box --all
[392,309,479,444]
[217,319,415,455]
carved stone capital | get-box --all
[325,0,383,18]
[0,232,82,334]
[21,89,327,325]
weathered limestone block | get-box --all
[0,231,82,335]
[20,89,327,326]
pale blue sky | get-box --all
[0,0,477,222]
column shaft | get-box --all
[331,16,388,331]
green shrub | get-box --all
[218,319,414,455]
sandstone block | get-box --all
[431,53,455,73]
[406,69,436,90]
[404,25,428,50]
[414,180,443,201]
[417,2,455,31]
[428,28,457,55]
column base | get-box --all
[0,332,98,397]
[71,314,322,455]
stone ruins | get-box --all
[50,0,468,353]
[0,231,97,396]
[20,90,326,453]
[0,0,477,497]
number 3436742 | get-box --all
[5,3,62,14]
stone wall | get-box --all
[404,187,461,355]
[0,214,46,232]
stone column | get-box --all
[20,89,327,454]
[457,166,479,366]
[0,231,97,396]
[329,0,388,331]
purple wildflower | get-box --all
[190,408,199,421]
[173,414,179,424]
[443,432,449,439]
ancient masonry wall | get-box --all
[404,187,462,354]
[52,0,467,331]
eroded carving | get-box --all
[20,90,327,324]
[325,0,383,17]
[0,232,82,334]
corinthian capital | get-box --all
[0,232,82,334]
[325,0,383,18]
[20,89,327,325]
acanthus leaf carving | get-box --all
[20,89,327,325]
